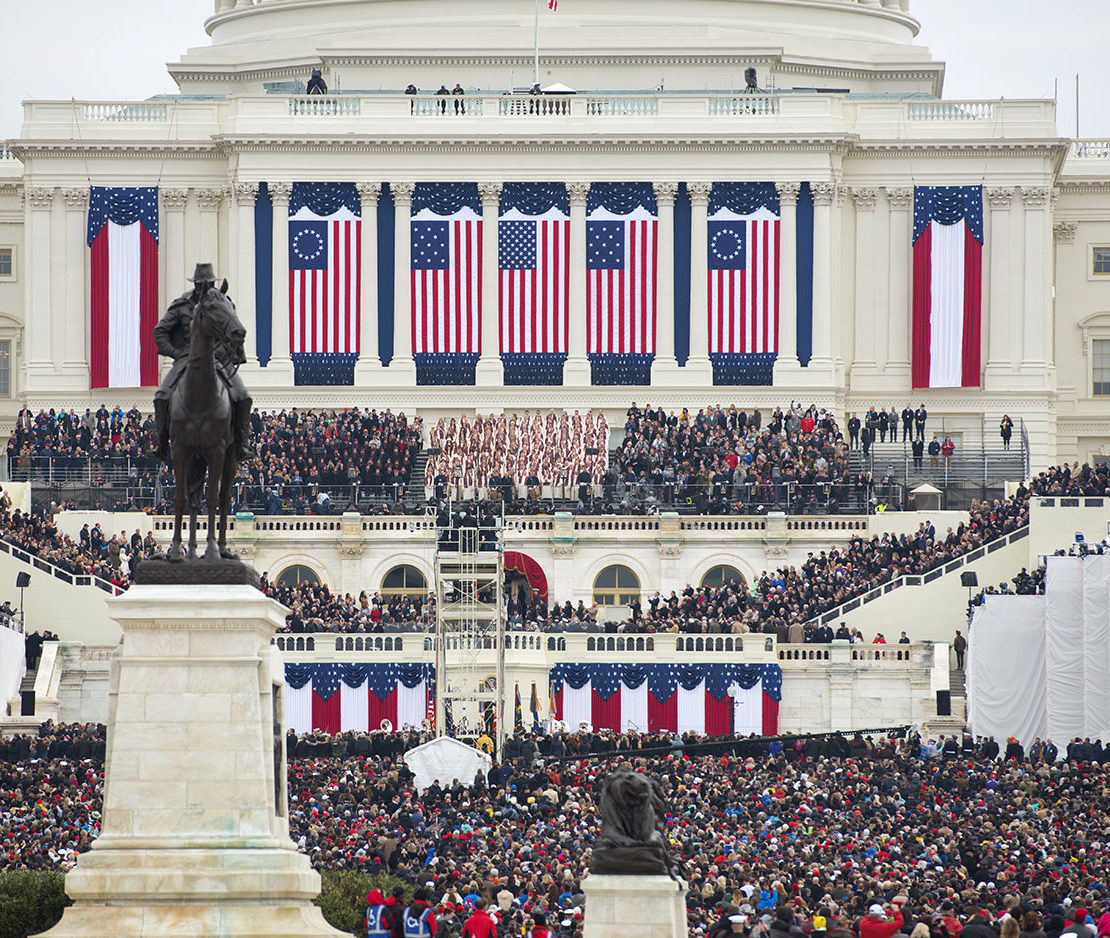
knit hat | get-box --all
[869,905,886,917]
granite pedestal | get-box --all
[37,583,346,938]
[583,875,688,938]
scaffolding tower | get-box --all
[433,506,506,749]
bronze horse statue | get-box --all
[168,287,246,561]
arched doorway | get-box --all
[700,564,746,590]
[593,564,640,607]
[275,564,320,588]
[381,564,428,598]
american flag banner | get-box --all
[499,183,570,355]
[284,663,435,735]
[912,186,983,388]
[411,183,482,355]
[87,187,159,389]
[708,182,781,355]
[587,183,658,355]
[287,183,361,357]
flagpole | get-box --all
[533,0,541,89]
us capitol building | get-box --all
[0,0,1108,467]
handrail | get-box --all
[804,523,1030,627]
[0,532,125,596]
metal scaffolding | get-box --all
[433,506,505,748]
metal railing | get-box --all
[0,535,125,596]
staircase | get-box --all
[949,665,966,699]
[848,442,1026,498]
[403,450,430,506]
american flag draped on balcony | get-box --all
[411,183,482,355]
[499,183,570,355]
[284,663,435,735]
[708,182,781,355]
[549,662,781,736]
[287,183,362,356]
[586,183,658,356]
[911,186,983,389]
[87,187,159,389]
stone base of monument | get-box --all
[36,583,346,938]
[583,875,688,938]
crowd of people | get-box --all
[7,405,423,511]
[424,411,609,494]
[10,722,1110,938]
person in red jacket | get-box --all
[859,902,905,938]
[461,898,497,938]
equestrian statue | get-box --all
[151,263,253,562]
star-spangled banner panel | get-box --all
[913,185,983,243]
[87,187,159,244]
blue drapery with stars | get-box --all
[87,187,159,244]
[549,663,782,702]
[913,186,984,243]
[284,663,435,702]
[709,182,779,218]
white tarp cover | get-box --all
[0,625,24,714]
[1045,558,1086,743]
[967,594,1046,746]
[1082,555,1110,739]
[404,736,492,792]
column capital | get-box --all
[268,182,293,205]
[1054,221,1078,243]
[886,186,913,208]
[652,182,679,206]
[850,187,879,210]
[195,187,227,209]
[478,182,503,205]
[25,187,55,209]
[775,181,801,206]
[1020,186,1051,208]
[567,182,590,206]
[61,187,88,209]
[985,186,1015,208]
[390,182,415,205]
[687,182,713,205]
[162,188,189,209]
[811,182,837,206]
[233,181,257,207]
[356,182,382,206]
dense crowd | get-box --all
[11,723,1110,938]
[7,405,422,498]
[266,575,436,635]
[612,403,860,513]
[425,411,609,492]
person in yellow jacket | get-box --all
[475,733,494,755]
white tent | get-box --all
[403,736,492,792]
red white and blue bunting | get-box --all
[284,663,435,734]
[549,663,781,735]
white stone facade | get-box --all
[0,0,1106,467]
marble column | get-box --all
[217,187,232,289]
[475,182,504,386]
[61,189,89,374]
[651,182,680,383]
[25,188,54,374]
[564,182,591,386]
[267,182,294,377]
[684,182,713,383]
[849,187,878,384]
[233,182,258,366]
[984,187,1015,386]
[388,182,416,381]
[808,182,836,373]
[195,188,224,273]
[354,183,384,382]
[1021,186,1051,374]
[161,190,188,304]
[885,186,913,382]
[772,182,801,382]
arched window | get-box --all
[700,564,746,590]
[275,564,320,588]
[593,565,640,607]
[381,564,428,597]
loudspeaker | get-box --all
[15,572,30,589]
[936,690,951,716]
[20,691,35,716]
[960,571,978,588]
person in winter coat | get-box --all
[769,908,805,938]
[940,902,963,938]
[960,912,999,938]
[405,888,439,938]
[461,899,496,938]
[859,903,905,938]
[1019,911,1047,938]
[368,889,398,938]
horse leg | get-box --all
[171,446,187,561]
[187,458,199,560]
[218,449,237,558]
[204,447,224,561]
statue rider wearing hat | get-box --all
[150,262,252,462]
